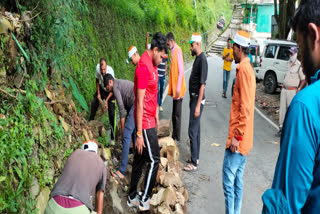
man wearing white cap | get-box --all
[127,46,140,66]
[45,141,106,214]
[222,30,256,214]
[183,33,208,172]
[276,46,306,137]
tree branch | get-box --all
[0,88,17,99]
[44,100,69,105]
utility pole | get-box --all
[193,0,200,33]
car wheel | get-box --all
[264,72,277,94]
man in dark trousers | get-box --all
[44,141,106,214]
[89,58,116,142]
[184,33,208,172]
[166,32,186,142]
[127,32,167,211]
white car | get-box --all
[254,39,298,94]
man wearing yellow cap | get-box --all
[223,30,256,214]
[183,33,208,172]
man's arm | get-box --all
[194,84,205,118]
[262,101,316,213]
[297,80,306,92]
[232,69,254,139]
[136,88,146,154]
[113,87,126,133]
[96,79,101,99]
[104,92,113,109]
[165,61,168,77]
[95,189,104,214]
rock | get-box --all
[150,187,165,206]
[182,188,189,202]
[88,120,104,138]
[29,178,40,199]
[173,204,184,214]
[88,130,94,140]
[45,167,55,182]
[102,148,111,160]
[176,191,185,206]
[100,126,106,137]
[82,129,90,141]
[160,157,168,168]
[157,202,173,214]
[167,161,181,176]
[44,88,53,101]
[59,116,70,133]
[166,144,179,163]
[156,170,165,184]
[110,181,123,213]
[158,119,171,138]
[36,187,50,214]
[0,68,6,85]
[160,172,183,188]
[14,69,25,89]
[159,137,175,148]
[161,186,177,206]
[0,17,13,35]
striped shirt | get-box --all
[157,57,168,77]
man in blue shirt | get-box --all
[262,0,320,213]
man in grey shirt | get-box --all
[45,141,106,214]
[104,74,136,179]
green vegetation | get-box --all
[0,0,232,213]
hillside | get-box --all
[0,0,232,213]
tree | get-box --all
[274,0,296,39]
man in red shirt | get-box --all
[127,32,167,211]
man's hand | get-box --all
[174,91,180,99]
[97,94,101,100]
[135,136,145,155]
[156,117,160,130]
[230,137,240,153]
[194,105,200,118]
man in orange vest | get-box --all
[166,32,186,142]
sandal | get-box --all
[183,164,198,172]
[186,159,199,166]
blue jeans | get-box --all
[223,149,247,214]
[158,76,165,106]
[223,70,231,93]
[119,106,136,175]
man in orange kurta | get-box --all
[223,31,256,214]
[166,32,186,141]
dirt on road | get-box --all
[255,82,280,123]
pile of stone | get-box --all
[150,119,188,214]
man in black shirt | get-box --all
[184,33,208,172]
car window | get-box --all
[265,45,277,58]
[277,46,291,61]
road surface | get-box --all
[159,54,280,214]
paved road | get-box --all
[159,54,280,214]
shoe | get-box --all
[159,106,164,112]
[275,127,282,137]
[127,194,140,208]
[139,197,151,211]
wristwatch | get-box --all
[137,131,143,138]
